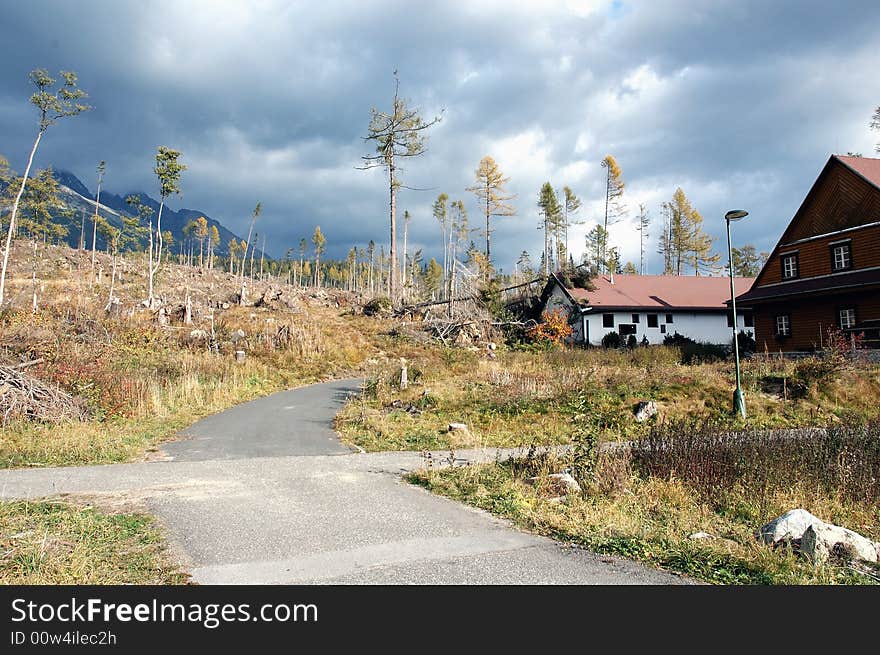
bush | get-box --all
[663,332,728,364]
[363,296,392,316]
[601,332,622,349]
[626,334,637,350]
[527,309,573,347]
[630,418,880,505]
[735,330,756,354]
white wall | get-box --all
[582,310,753,346]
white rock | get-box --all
[633,400,657,422]
[689,532,715,540]
[547,472,582,495]
[758,509,824,545]
[448,423,468,432]
[801,522,879,564]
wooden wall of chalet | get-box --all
[753,290,880,352]
[760,224,880,285]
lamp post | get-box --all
[725,209,749,419]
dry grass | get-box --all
[0,499,187,584]
[0,242,388,468]
[338,343,880,452]
[411,446,880,585]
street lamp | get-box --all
[725,209,749,419]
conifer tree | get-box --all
[467,155,515,269]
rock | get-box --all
[801,522,879,565]
[689,532,715,540]
[526,472,582,496]
[758,509,824,545]
[633,400,657,422]
[487,342,497,351]
[189,329,208,341]
[547,472,582,495]
[230,329,246,343]
[234,350,246,364]
[448,423,468,432]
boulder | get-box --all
[633,400,657,422]
[189,329,208,342]
[801,522,879,565]
[758,509,823,545]
[448,422,469,432]
[547,472,582,495]
[526,472,582,496]
[689,532,715,540]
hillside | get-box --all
[28,169,267,260]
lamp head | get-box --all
[725,209,749,222]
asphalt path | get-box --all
[0,379,690,585]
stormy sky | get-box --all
[1,0,878,273]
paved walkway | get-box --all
[0,379,689,584]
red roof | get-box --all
[561,274,756,310]
[836,155,880,189]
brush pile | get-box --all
[0,364,89,426]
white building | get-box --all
[541,272,756,346]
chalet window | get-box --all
[618,324,637,336]
[660,324,666,334]
[632,313,640,323]
[831,242,852,272]
[727,310,735,328]
[839,307,856,330]
[781,253,799,280]
[665,314,674,324]
[602,313,614,328]
[744,312,754,328]
[647,314,659,328]
[775,314,791,337]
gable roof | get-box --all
[557,274,755,311]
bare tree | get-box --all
[90,160,105,278]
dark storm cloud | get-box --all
[1,0,878,271]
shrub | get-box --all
[735,330,756,354]
[363,296,392,316]
[663,332,728,364]
[601,332,622,349]
[630,418,880,505]
[626,334,637,350]
[526,309,573,347]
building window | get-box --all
[727,310,735,328]
[744,312,754,328]
[839,307,856,330]
[632,313,640,323]
[775,314,791,337]
[602,313,614,328]
[647,314,659,328]
[665,314,674,324]
[831,243,852,272]
[660,324,666,334]
[781,253,798,280]
[618,324,637,336]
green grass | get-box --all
[0,499,187,584]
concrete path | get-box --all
[0,379,690,585]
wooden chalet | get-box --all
[737,155,880,351]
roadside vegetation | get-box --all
[0,243,387,468]
[337,335,880,452]
[410,418,880,585]
[0,499,187,584]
